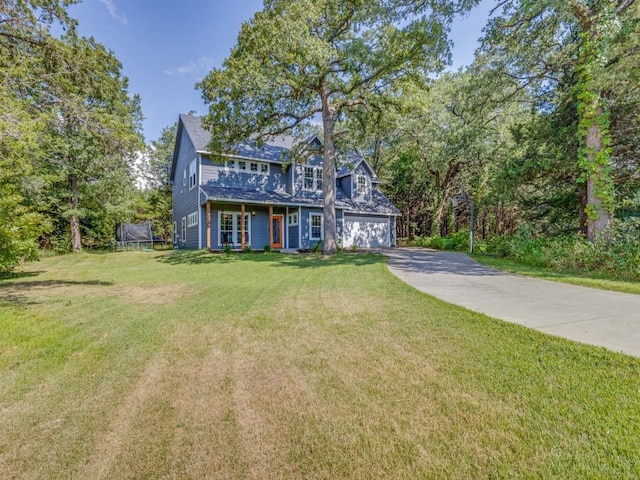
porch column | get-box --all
[206,202,211,250]
[269,204,273,247]
[241,203,246,249]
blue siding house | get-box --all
[170,114,400,250]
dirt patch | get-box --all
[114,283,191,306]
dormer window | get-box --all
[355,175,368,197]
[304,166,323,191]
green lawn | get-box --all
[472,254,640,295]
[1,251,639,479]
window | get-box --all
[181,217,186,242]
[356,175,368,197]
[310,213,323,241]
[223,158,268,174]
[173,221,177,244]
[304,167,314,190]
[189,159,197,189]
[187,211,198,227]
[219,211,251,246]
[183,169,187,187]
[303,166,322,191]
[288,212,298,226]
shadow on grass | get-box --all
[0,271,43,281]
[0,280,114,306]
[156,250,386,268]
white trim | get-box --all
[298,206,301,249]
[188,159,197,190]
[173,221,177,244]
[217,211,251,247]
[310,212,324,241]
[285,207,289,249]
[187,211,198,227]
[181,217,186,243]
[302,166,322,191]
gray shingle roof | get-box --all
[182,114,398,216]
[180,114,294,163]
[200,183,400,216]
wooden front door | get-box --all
[271,215,283,248]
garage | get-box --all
[342,215,390,248]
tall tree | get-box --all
[198,0,478,254]
[481,0,638,242]
[1,0,143,257]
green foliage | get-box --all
[1,0,143,259]
[198,0,478,254]
[410,229,471,252]
[480,0,639,241]
[311,240,323,253]
[223,244,233,254]
[486,226,640,280]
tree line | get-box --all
[3,0,638,273]
[1,1,171,273]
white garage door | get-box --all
[343,215,389,248]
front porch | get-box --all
[203,201,296,251]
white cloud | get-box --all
[164,57,215,78]
[99,0,127,25]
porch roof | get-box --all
[200,185,400,216]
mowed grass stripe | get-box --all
[0,250,638,479]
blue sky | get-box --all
[68,0,495,143]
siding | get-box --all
[339,175,352,198]
[201,156,288,193]
[172,125,200,249]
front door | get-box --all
[271,215,283,248]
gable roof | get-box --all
[180,113,295,161]
[171,114,381,184]
[336,154,380,183]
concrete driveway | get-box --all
[385,248,640,358]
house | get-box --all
[169,114,400,250]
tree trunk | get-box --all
[585,108,612,242]
[431,159,460,236]
[69,173,82,253]
[320,86,337,255]
[578,184,588,237]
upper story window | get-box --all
[188,159,197,189]
[226,158,269,175]
[183,169,187,187]
[303,166,323,191]
[355,175,369,197]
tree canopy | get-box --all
[199,0,478,254]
